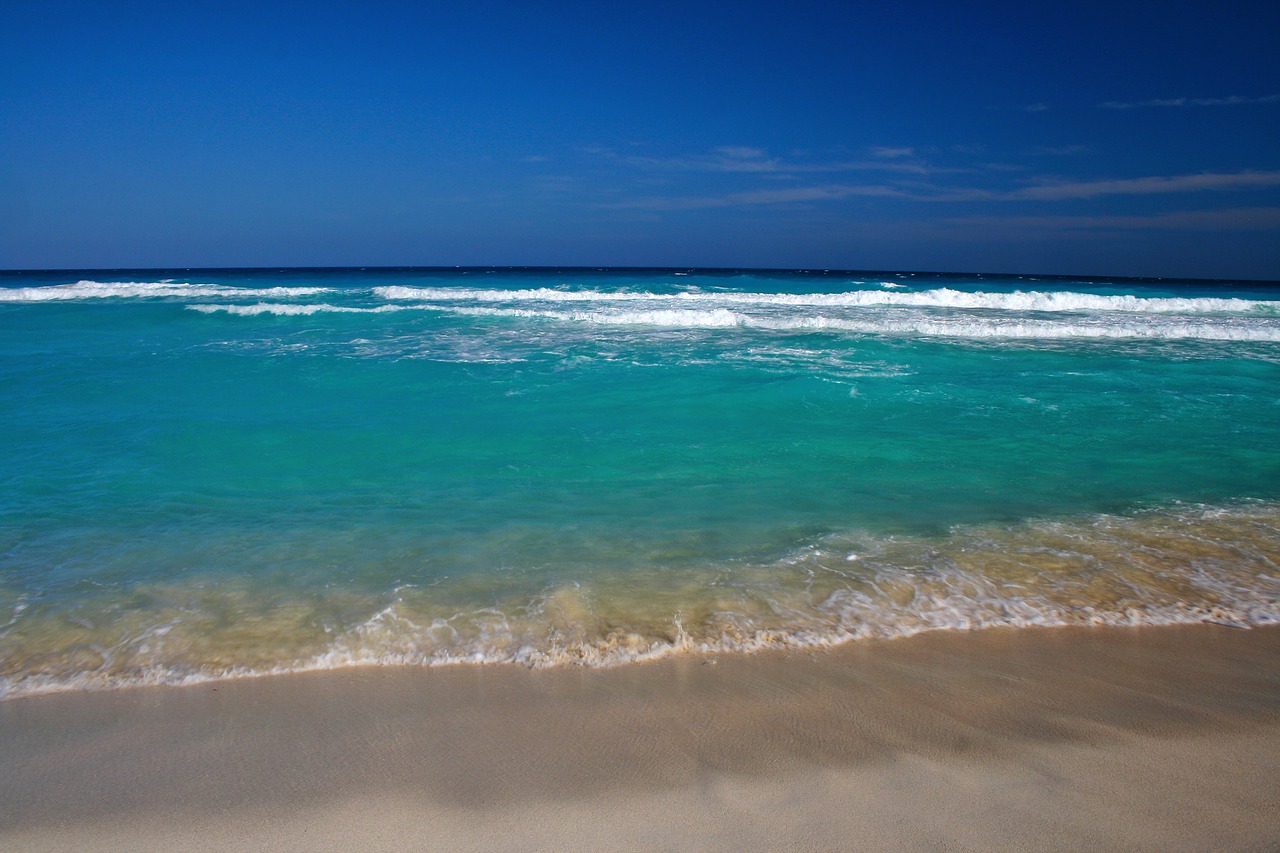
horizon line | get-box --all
[2,264,1277,285]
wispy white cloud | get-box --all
[713,146,768,160]
[569,137,1280,213]
[602,184,907,210]
[597,170,1280,211]
[1101,94,1280,109]
[1022,103,1050,112]
[624,150,780,173]
[593,145,937,176]
[1031,144,1090,156]
[527,175,580,193]
[1003,171,1280,200]
[945,207,1280,232]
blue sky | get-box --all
[3,0,1279,278]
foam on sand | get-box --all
[2,502,1277,698]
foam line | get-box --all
[0,281,332,302]
[435,305,1280,341]
[373,286,1280,315]
[187,303,413,316]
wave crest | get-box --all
[436,305,1280,341]
[0,281,332,302]
[187,303,410,316]
[374,285,1280,316]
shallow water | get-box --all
[2,267,1279,695]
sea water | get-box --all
[2,267,1279,696]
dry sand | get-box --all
[2,624,1278,851]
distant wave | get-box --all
[11,283,1279,320]
[435,305,1280,342]
[187,303,411,316]
[185,295,1280,342]
[374,285,1280,315]
[0,281,332,301]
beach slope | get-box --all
[2,625,1278,851]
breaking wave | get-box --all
[435,305,1280,341]
[374,286,1280,315]
[0,281,332,301]
[3,502,1278,698]
[187,303,411,316]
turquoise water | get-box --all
[2,268,1280,694]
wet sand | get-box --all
[2,624,1279,851]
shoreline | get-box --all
[3,623,1279,850]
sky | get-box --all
[3,0,1279,279]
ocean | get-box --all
[2,267,1279,696]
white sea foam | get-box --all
[180,296,1280,345]
[0,280,333,301]
[373,285,1280,315]
[433,305,1280,341]
[187,303,413,316]
[3,578,1275,699]
[375,285,657,303]
[447,306,747,327]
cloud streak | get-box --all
[1101,94,1280,109]
[601,184,907,211]
[870,146,916,159]
[946,207,1280,233]
[598,170,1280,211]
[1003,171,1280,201]
[596,145,938,176]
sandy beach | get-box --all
[1,623,1277,851]
[6,0,1280,845]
